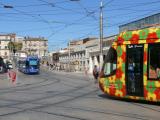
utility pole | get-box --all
[68,41,71,72]
[99,0,103,70]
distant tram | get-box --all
[18,56,40,74]
[99,27,160,102]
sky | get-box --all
[0,0,160,51]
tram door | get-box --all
[126,45,144,96]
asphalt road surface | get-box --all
[0,70,159,120]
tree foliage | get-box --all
[8,42,23,52]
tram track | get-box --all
[0,72,51,90]
[0,72,157,120]
[34,106,151,120]
[131,103,160,112]
[0,79,97,120]
[0,83,94,108]
[0,90,154,120]
[0,70,93,108]
[0,70,91,93]
[0,88,98,119]
[0,88,153,120]
[0,71,82,93]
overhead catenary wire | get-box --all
[76,1,97,20]
[37,0,55,7]
[0,0,160,50]
[14,0,69,8]
[48,8,160,48]
[39,0,116,39]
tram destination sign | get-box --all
[128,44,143,49]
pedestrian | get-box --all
[85,67,88,75]
[93,65,99,83]
[128,58,135,92]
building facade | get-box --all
[86,35,116,73]
[59,38,90,71]
[23,37,48,58]
[57,36,115,73]
[0,34,48,60]
[0,33,16,59]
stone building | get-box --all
[22,37,48,58]
[58,36,115,73]
[59,38,97,71]
[0,33,16,59]
[86,35,116,73]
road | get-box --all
[0,70,159,120]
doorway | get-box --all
[126,44,144,96]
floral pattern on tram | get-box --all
[115,28,160,45]
[99,45,126,97]
[99,28,160,102]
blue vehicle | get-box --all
[18,56,40,74]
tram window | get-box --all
[26,61,29,67]
[103,47,117,76]
[148,44,160,79]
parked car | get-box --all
[6,62,13,69]
[0,57,7,73]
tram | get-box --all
[99,27,160,102]
[18,56,40,74]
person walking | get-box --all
[128,58,135,92]
[93,65,99,83]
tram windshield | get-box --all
[29,60,38,66]
[103,47,117,76]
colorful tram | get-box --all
[99,27,160,102]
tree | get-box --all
[8,42,14,51]
[14,42,23,51]
[8,42,23,53]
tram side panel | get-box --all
[99,43,160,102]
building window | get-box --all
[43,42,47,46]
[148,44,160,80]
[5,52,7,56]
[5,46,8,49]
